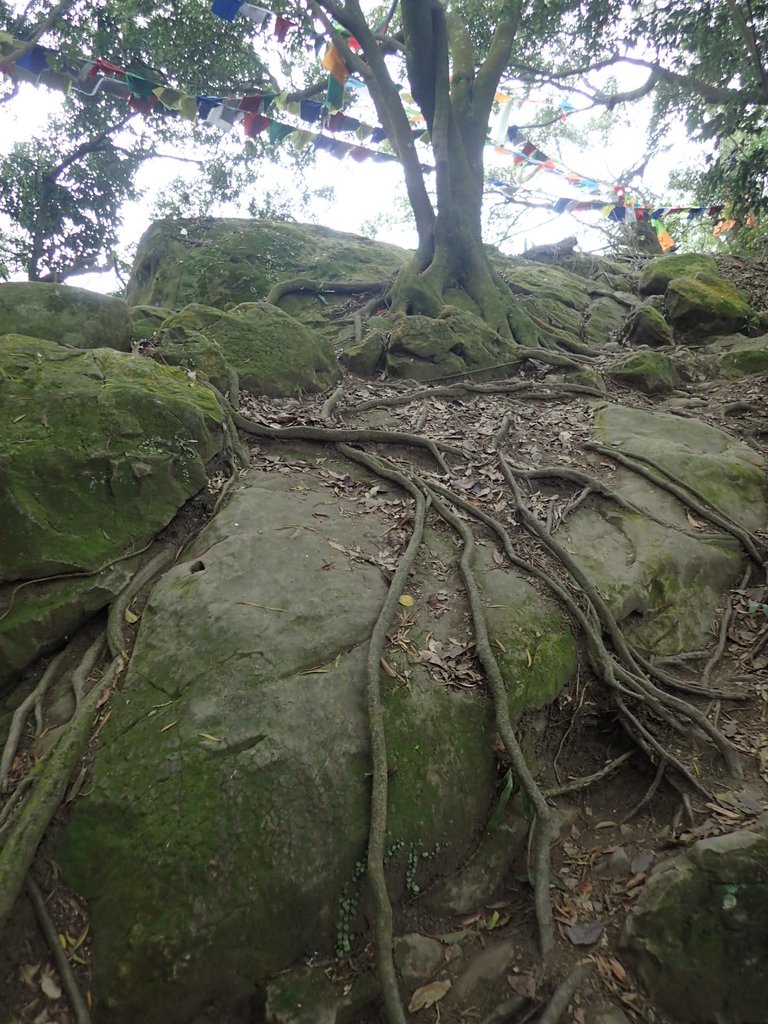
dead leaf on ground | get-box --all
[408,978,451,1012]
[40,966,62,999]
[19,962,40,987]
[564,920,604,945]
[508,972,536,999]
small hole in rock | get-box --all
[190,560,206,573]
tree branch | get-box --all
[0,0,77,67]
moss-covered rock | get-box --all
[623,304,674,348]
[558,402,768,654]
[706,333,768,377]
[265,965,379,1024]
[638,254,718,296]
[339,331,386,376]
[158,302,339,395]
[583,296,629,346]
[594,402,767,531]
[0,336,225,684]
[504,262,591,311]
[0,282,132,351]
[126,219,407,311]
[56,467,575,1024]
[621,815,768,1023]
[153,323,230,390]
[378,307,521,381]
[607,350,680,395]
[665,275,757,337]
[129,304,174,342]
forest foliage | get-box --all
[0,0,767,283]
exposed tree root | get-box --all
[536,963,592,1024]
[230,408,458,473]
[320,385,344,419]
[0,538,155,626]
[0,645,121,935]
[544,751,634,798]
[513,463,723,542]
[1,644,69,792]
[585,442,767,564]
[265,277,389,307]
[500,459,743,778]
[106,546,176,659]
[337,443,428,1024]
[341,380,605,415]
[26,875,92,1024]
[424,488,555,955]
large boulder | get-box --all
[561,402,768,655]
[607,350,680,394]
[666,275,757,337]
[126,219,407,312]
[706,332,768,378]
[638,254,719,296]
[0,336,225,686]
[623,304,674,348]
[342,308,523,381]
[0,282,133,351]
[157,302,340,395]
[57,466,576,1024]
[622,815,768,1023]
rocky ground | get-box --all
[1,227,768,1024]
[2,362,767,1024]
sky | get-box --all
[0,17,701,295]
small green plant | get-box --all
[334,858,366,957]
[748,600,768,616]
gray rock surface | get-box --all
[622,815,768,1023]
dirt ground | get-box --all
[1,352,767,1024]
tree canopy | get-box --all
[1,0,767,287]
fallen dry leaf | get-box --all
[40,966,61,1000]
[398,594,414,607]
[564,920,604,945]
[408,979,451,1012]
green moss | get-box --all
[0,336,224,583]
[608,350,680,394]
[126,220,407,312]
[666,275,757,335]
[638,254,718,296]
[718,342,768,377]
[159,302,340,396]
[0,282,133,351]
[503,262,591,310]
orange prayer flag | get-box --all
[322,45,350,85]
[658,229,676,251]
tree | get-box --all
[305,0,543,342]
[0,0,305,279]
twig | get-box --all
[544,751,634,798]
[26,876,91,1024]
